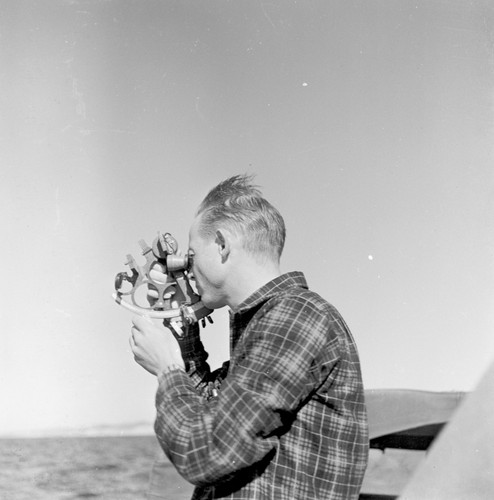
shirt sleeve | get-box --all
[154,293,340,486]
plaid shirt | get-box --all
[154,272,368,499]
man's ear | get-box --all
[215,229,230,262]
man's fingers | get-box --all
[147,269,167,306]
[149,268,167,283]
[132,314,153,331]
[129,329,137,349]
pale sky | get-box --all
[1,0,493,436]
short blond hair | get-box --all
[196,174,286,262]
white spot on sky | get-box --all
[302,82,308,87]
[56,309,72,318]
[368,255,374,261]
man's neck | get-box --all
[225,258,281,310]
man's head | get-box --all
[188,174,286,309]
[195,174,285,263]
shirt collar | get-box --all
[231,271,308,315]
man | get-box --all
[130,174,368,499]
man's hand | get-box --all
[130,315,185,376]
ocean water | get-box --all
[0,435,194,500]
[1,435,424,499]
